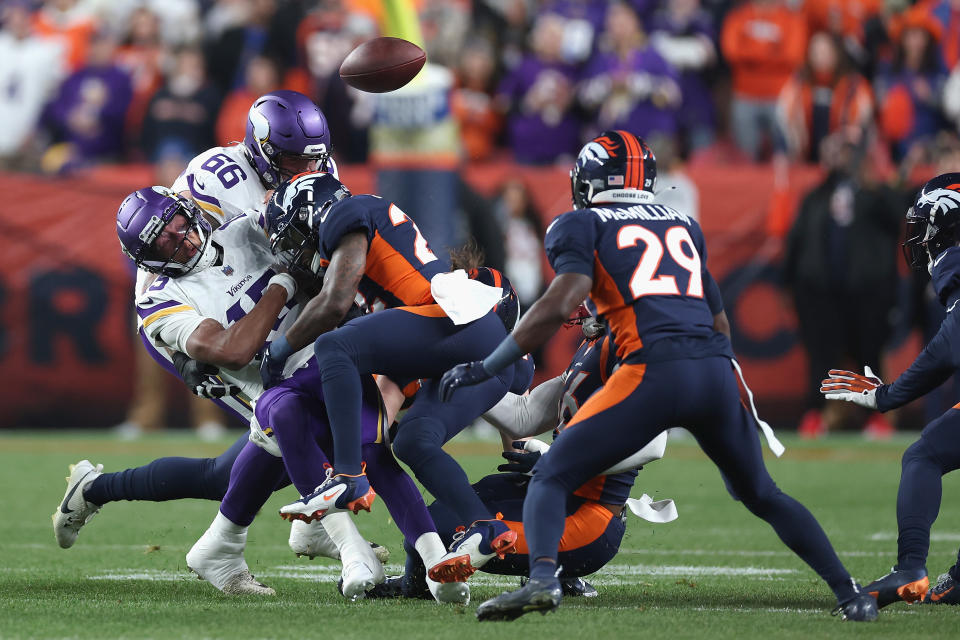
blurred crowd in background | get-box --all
[2,0,959,173]
[3,0,960,437]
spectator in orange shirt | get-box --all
[114,7,166,147]
[215,55,282,147]
[776,31,874,163]
[32,0,96,72]
[721,0,808,160]
[452,38,502,162]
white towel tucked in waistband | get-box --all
[430,269,504,325]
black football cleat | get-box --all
[560,576,598,598]
[476,577,562,622]
[831,591,879,622]
[863,567,929,608]
[923,571,960,605]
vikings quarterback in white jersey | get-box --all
[112,185,389,597]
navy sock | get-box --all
[314,339,363,476]
[402,540,429,596]
[529,559,558,582]
[83,435,246,505]
[896,439,944,572]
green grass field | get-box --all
[4,430,960,639]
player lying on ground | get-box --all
[822,174,960,608]
[259,173,534,583]
[441,130,878,622]
[365,319,677,600]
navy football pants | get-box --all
[83,433,276,506]
[524,356,857,602]
[895,408,960,574]
[314,309,517,524]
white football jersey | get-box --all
[171,144,268,224]
[136,212,312,407]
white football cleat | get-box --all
[428,576,470,604]
[52,460,104,549]
[340,559,382,601]
[186,522,275,596]
[288,519,391,563]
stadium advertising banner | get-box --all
[0,164,918,428]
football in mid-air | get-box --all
[339,37,427,93]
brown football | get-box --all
[339,37,427,93]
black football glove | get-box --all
[497,449,541,475]
[439,361,492,402]
[171,352,240,399]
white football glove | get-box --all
[820,365,883,409]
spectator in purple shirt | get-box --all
[496,12,580,165]
[649,0,719,152]
[579,1,682,142]
[41,30,132,171]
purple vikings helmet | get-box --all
[116,186,216,277]
[243,90,332,189]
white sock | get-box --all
[210,511,247,543]
[414,531,446,567]
[321,512,372,565]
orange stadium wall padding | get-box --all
[0,164,921,429]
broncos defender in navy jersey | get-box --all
[259,172,533,581]
[822,175,960,608]
[367,318,676,601]
[441,130,878,622]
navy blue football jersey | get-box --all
[314,194,450,309]
[558,333,637,506]
[544,201,729,363]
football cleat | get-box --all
[186,530,275,596]
[279,467,375,523]
[358,575,417,600]
[476,577,563,622]
[340,559,383,601]
[863,567,929,608]
[288,519,390,562]
[923,571,960,604]
[560,576,598,598]
[831,590,879,622]
[52,460,104,549]
[428,516,517,583]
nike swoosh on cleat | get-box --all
[931,587,954,601]
[323,491,339,500]
[59,470,95,514]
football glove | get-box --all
[439,361,492,402]
[172,352,240,399]
[497,440,545,475]
[259,336,293,390]
[820,365,883,410]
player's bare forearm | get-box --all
[284,231,367,351]
[511,273,593,354]
[185,284,289,369]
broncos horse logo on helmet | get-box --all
[903,173,960,273]
[264,171,352,276]
[571,130,657,210]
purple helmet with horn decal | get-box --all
[243,90,332,189]
[116,186,216,277]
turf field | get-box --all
[3,430,960,639]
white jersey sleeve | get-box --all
[136,279,208,357]
[172,145,268,225]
